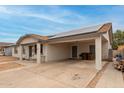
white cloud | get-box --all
[0,6,10,13]
[0,38,17,43]
[0,6,87,25]
[0,32,20,37]
[1,5,123,31]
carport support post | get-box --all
[43,44,48,62]
[95,36,102,70]
[37,42,41,64]
[19,45,23,61]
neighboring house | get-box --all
[11,23,113,70]
[0,42,13,56]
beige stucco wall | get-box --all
[103,31,112,49]
[12,45,37,59]
[12,37,38,59]
[46,41,96,61]
[69,40,109,60]
[78,41,95,56]
[24,46,30,59]
[20,37,37,44]
[102,41,108,60]
[46,43,70,61]
[22,45,37,59]
[6,47,12,56]
[12,46,19,57]
[102,31,112,60]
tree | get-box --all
[112,30,124,50]
[112,40,118,50]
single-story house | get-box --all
[0,42,13,56]
[11,23,113,70]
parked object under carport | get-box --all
[79,53,95,60]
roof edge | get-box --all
[16,34,48,44]
[98,22,112,33]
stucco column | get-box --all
[37,43,41,63]
[12,47,14,56]
[95,35,102,70]
[43,44,48,62]
[26,46,29,59]
[19,45,23,61]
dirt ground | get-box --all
[0,56,22,71]
[0,63,23,71]
[0,56,17,62]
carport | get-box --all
[47,31,110,70]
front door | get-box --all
[72,46,77,59]
[29,46,32,57]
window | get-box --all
[14,46,18,54]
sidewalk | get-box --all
[96,63,124,88]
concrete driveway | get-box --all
[0,60,99,88]
[0,57,124,88]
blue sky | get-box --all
[0,5,124,43]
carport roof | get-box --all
[49,23,112,39]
